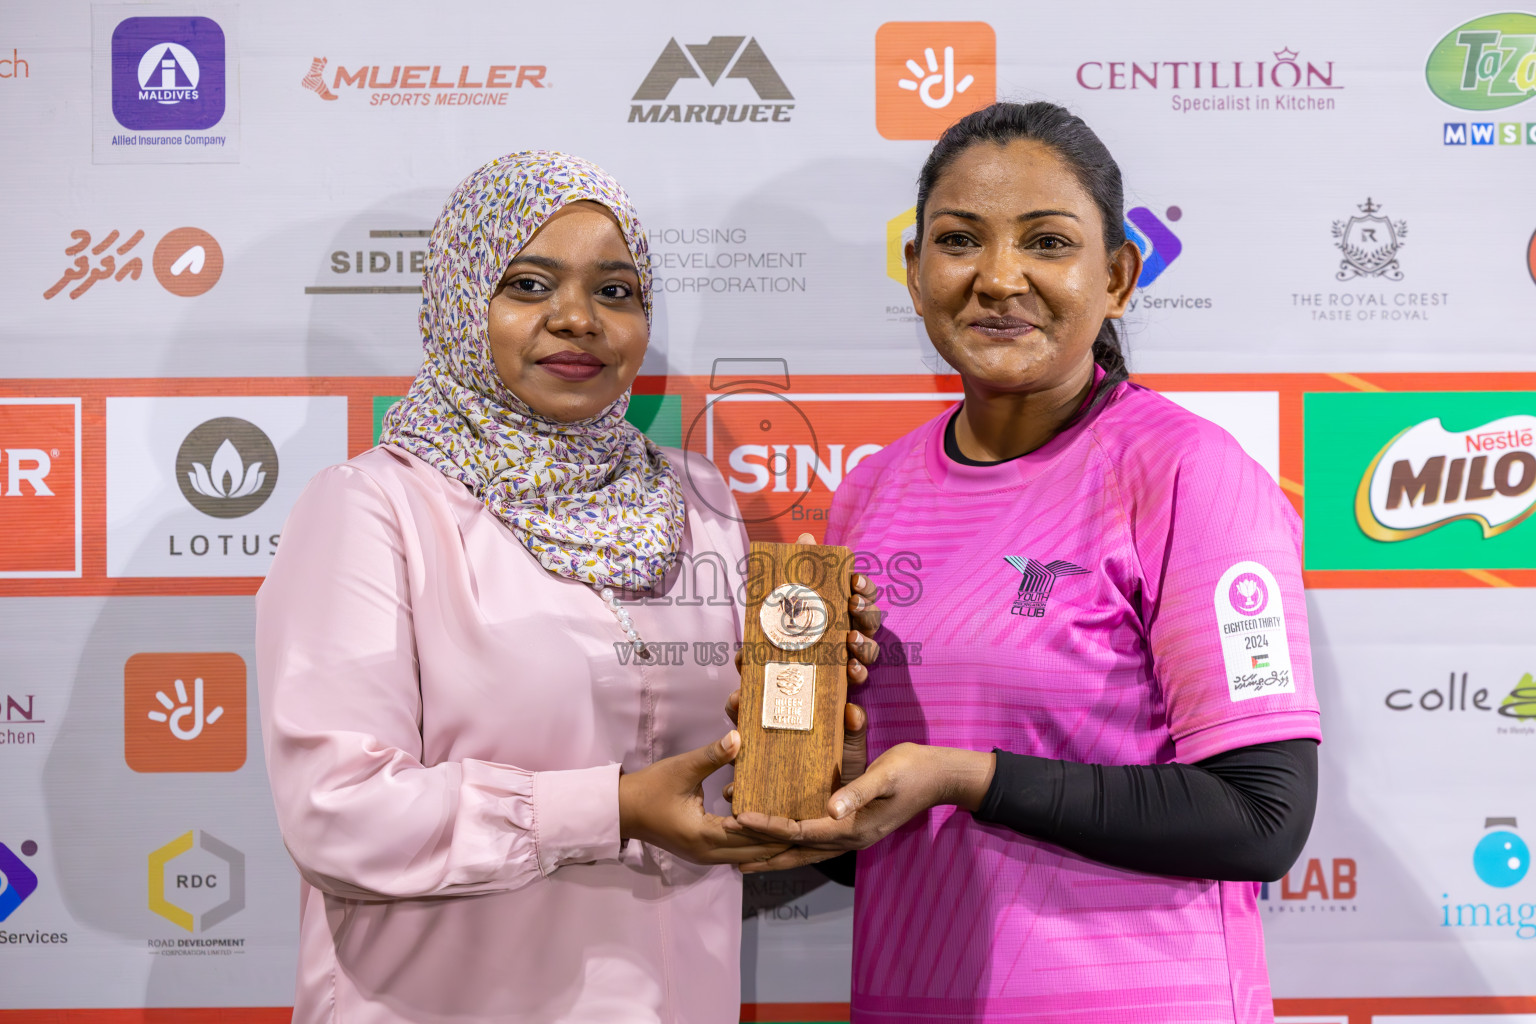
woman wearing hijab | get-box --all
[256,151,877,1024]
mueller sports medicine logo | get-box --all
[125,653,247,773]
[629,36,793,123]
[1077,47,1341,113]
[110,16,225,130]
[875,22,996,140]
[175,418,278,519]
[0,398,81,579]
[1004,556,1087,618]
[1333,198,1408,281]
[1355,414,1536,542]
[301,56,546,107]
[148,830,244,934]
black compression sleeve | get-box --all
[973,738,1317,881]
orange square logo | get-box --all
[0,399,81,577]
[876,22,996,141]
[125,653,247,773]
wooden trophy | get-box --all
[732,540,853,820]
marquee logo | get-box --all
[125,653,247,773]
[876,22,996,140]
[110,16,226,130]
[1354,414,1536,542]
[629,36,793,123]
[174,417,279,519]
[1427,13,1536,110]
[0,398,81,579]
[148,830,244,932]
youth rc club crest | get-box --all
[1332,197,1407,282]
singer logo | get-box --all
[124,653,246,773]
[0,398,81,578]
[1356,415,1536,542]
[700,388,960,540]
[876,22,996,140]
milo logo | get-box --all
[1355,415,1536,541]
[1427,13,1536,110]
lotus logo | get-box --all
[174,417,279,519]
[1356,414,1536,542]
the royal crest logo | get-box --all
[1355,414,1536,542]
[1003,556,1088,617]
[1332,198,1408,281]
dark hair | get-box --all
[914,101,1132,386]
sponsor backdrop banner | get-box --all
[2,1,1534,1021]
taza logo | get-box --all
[1355,414,1536,541]
[1427,13,1536,110]
[1332,198,1408,281]
[174,418,279,518]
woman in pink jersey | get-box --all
[731,103,1321,1023]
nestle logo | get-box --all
[1466,427,1535,453]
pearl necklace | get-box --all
[590,582,655,663]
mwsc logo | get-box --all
[148,830,244,932]
[1427,13,1536,110]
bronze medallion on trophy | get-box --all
[732,540,853,820]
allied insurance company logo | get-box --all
[875,22,996,140]
[885,204,1183,287]
[1302,392,1536,572]
[0,398,81,579]
[125,653,247,773]
[110,16,225,131]
[44,226,224,300]
[629,35,794,123]
[1429,13,1536,146]
[148,830,244,933]
[300,56,547,107]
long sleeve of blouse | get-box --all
[255,461,620,902]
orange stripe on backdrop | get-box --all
[3,372,1535,595]
[0,1013,292,1024]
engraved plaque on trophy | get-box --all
[732,540,853,820]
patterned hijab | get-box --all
[379,150,685,592]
